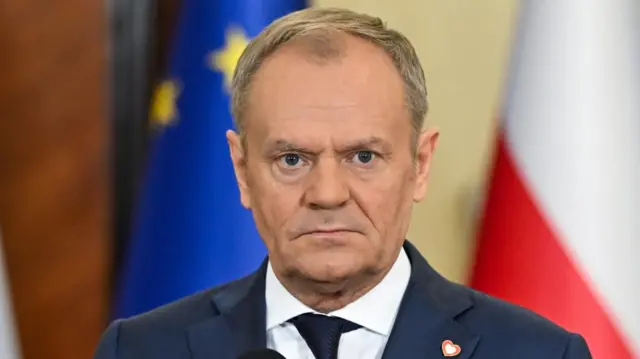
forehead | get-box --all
[244,33,410,144]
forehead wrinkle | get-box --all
[299,102,359,110]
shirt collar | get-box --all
[265,247,411,336]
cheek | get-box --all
[248,165,301,234]
[350,170,415,233]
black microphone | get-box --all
[235,348,287,359]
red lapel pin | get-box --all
[442,339,461,357]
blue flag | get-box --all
[114,0,307,318]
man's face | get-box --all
[227,34,438,287]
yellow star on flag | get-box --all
[210,27,250,90]
[150,80,181,126]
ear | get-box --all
[413,128,439,202]
[226,130,252,209]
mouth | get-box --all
[302,229,359,238]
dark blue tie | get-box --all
[289,313,362,359]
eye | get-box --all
[351,150,376,164]
[279,153,304,168]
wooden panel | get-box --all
[0,1,110,359]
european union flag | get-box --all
[114,0,307,318]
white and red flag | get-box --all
[470,0,639,358]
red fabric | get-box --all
[470,132,634,359]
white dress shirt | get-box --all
[265,248,411,359]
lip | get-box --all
[303,229,358,237]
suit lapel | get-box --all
[187,261,268,359]
[186,242,480,359]
[381,242,480,359]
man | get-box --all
[94,7,592,359]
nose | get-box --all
[303,159,350,210]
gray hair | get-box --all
[231,7,428,148]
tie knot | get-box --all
[288,313,361,359]
[290,313,361,334]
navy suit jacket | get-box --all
[94,241,592,359]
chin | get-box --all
[298,230,365,247]
[297,252,363,282]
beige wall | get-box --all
[311,0,518,284]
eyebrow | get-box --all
[262,136,393,156]
[337,136,392,154]
[262,139,318,156]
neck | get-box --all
[276,267,391,313]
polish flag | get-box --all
[469,1,639,358]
